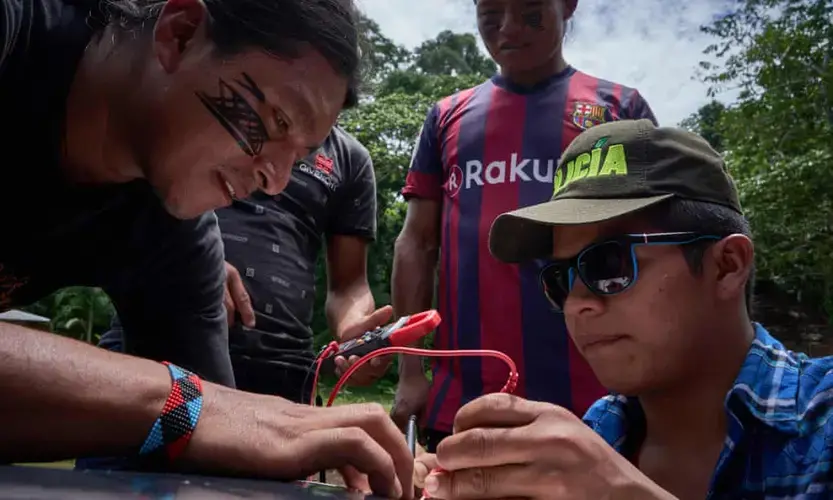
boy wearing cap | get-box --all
[413,119,833,499]
[391,0,658,451]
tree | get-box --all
[377,31,494,98]
[679,100,727,152]
[696,0,833,324]
[357,15,411,93]
[412,31,496,78]
[377,71,486,99]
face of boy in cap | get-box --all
[488,119,754,396]
[547,214,731,396]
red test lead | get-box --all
[305,310,519,497]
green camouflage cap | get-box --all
[488,118,742,263]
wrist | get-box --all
[179,383,293,475]
[137,362,204,465]
[398,356,427,380]
[179,381,227,471]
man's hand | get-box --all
[184,383,414,499]
[390,372,431,430]
[333,305,395,386]
[413,393,673,500]
[223,261,255,328]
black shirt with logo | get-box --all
[221,125,377,375]
[0,0,233,385]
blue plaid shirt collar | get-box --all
[582,322,833,498]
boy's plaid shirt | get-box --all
[583,323,833,499]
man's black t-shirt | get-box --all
[221,125,376,374]
[0,0,233,385]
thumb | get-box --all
[339,466,371,493]
[367,305,394,327]
[413,452,440,489]
[341,305,394,341]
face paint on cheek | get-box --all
[478,8,502,37]
[522,8,544,30]
[195,73,270,157]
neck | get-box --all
[640,316,755,451]
[62,29,144,185]
[500,54,568,87]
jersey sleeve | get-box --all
[104,211,236,387]
[327,143,377,241]
[401,103,444,201]
[1,0,23,71]
[621,87,659,126]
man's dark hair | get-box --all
[644,198,756,317]
[343,81,359,109]
[101,0,361,96]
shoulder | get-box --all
[570,68,645,96]
[329,124,371,166]
[569,68,650,109]
[431,80,493,127]
[773,351,833,495]
[100,188,225,313]
[131,195,224,273]
[325,125,375,190]
[742,331,833,438]
[581,394,631,445]
[794,352,833,436]
[435,83,482,109]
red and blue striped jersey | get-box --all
[402,66,658,433]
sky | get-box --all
[354,0,738,126]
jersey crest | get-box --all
[571,101,609,130]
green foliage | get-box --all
[690,0,833,322]
[23,287,114,343]
[679,100,728,152]
[356,14,411,94]
[412,31,497,78]
[377,71,487,100]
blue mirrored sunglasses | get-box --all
[539,232,722,311]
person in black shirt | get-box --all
[222,125,391,400]
[0,0,412,495]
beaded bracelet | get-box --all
[138,361,204,463]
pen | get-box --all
[406,415,417,456]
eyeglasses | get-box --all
[539,232,721,312]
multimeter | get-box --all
[317,310,441,375]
